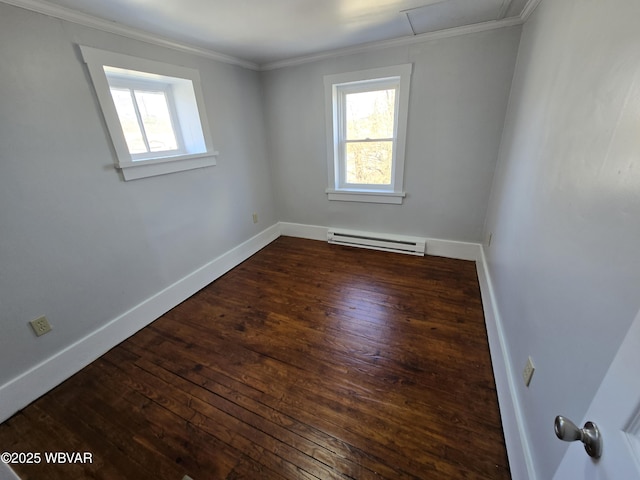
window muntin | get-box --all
[133,91,178,153]
[106,72,183,160]
[324,64,412,204]
[109,87,147,154]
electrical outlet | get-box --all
[523,356,535,387]
[252,213,258,224]
[30,315,52,337]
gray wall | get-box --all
[262,27,521,242]
[484,0,640,477]
[0,3,277,386]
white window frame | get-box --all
[105,75,186,161]
[324,64,412,204]
[80,46,218,181]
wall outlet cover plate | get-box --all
[523,356,535,387]
[30,315,52,337]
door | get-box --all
[553,308,640,479]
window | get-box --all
[324,64,412,204]
[80,46,218,180]
[107,74,181,159]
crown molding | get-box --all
[520,0,543,21]
[260,0,542,71]
[497,0,513,20]
[0,0,260,70]
[261,16,523,71]
[2,0,542,72]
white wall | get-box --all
[262,27,521,242]
[0,3,276,388]
[484,0,640,477]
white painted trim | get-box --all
[118,154,217,181]
[476,247,538,480]
[425,238,481,261]
[520,0,544,22]
[278,222,482,261]
[0,224,280,424]
[498,0,514,20]
[278,222,328,242]
[261,17,523,71]
[326,190,405,204]
[0,0,259,70]
[0,464,20,480]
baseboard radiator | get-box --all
[327,228,426,256]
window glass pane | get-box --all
[346,89,396,140]
[134,90,178,153]
[109,88,147,154]
[345,141,393,185]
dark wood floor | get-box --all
[0,237,510,479]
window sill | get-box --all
[325,189,406,204]
[117,151,219,181]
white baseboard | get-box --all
[278,222,482,261]
[476,247,537,480]
[278,222,328,241]
[425,237,481,261]
[0,224,281,424]
[0,464,20,480]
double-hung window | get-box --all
[80,46,218,181]
[324,64,412,204]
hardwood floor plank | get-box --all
[100,352,349,480]
[0,237,510,479]
[145,311,503,438]
[130,312,500,478]
[120,340,403,480]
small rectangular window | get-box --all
[343,87,396,186]
[324,65,412,204]
[80,46,218,181]
[106,73,182,159]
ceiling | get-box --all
[13,0,533,67]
